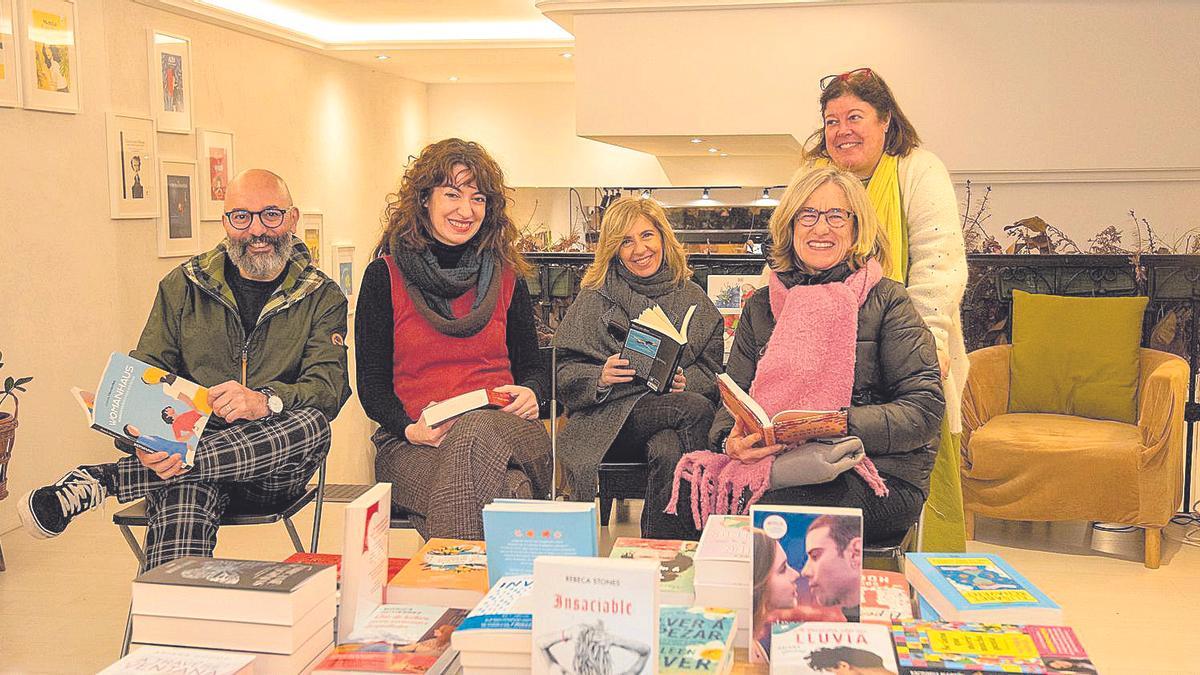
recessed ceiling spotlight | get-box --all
[375,54,390,61]
[707,147,718,153]
[448,75,459,82]
[640,189,651,199]
[701,188,711,200]
[762,188,771,199]
[560,52,573,59]
[690,138,703,144]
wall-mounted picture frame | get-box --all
[105,113,159,219]
[300,211,324,270]
[0,0,22,108]
[196,128,233,220]
[17,0,79,113]
[148,30,192,134]
[158,159,201,258]
[332,242,356,312]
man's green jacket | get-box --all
[131,236,352,421]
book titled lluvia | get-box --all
[904,552,1061,625]
[619,303,697,393]
[482,498,598,585]
[76,352,213,469]
[532,556,659,675]
[770,622,898,674]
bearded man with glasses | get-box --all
[19,169,351,570]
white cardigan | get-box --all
[898,147,969,433]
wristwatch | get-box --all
[258,387,284,416]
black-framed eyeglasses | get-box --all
[223,206,292,230]
[795,207,855,229]
[819,67,874,91]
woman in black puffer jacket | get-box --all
[647,166,944,544]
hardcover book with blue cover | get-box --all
[482,499,598,586]
[904,553,1061,625]
[77,352,212,469]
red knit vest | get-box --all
[385,255,516,420]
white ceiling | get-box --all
[157,0,576,83]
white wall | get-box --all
[0,0,427,534]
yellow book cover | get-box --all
[387,538,488,593]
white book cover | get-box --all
[337,482,391,643]
[694,515,751,585]
[99,646,254,674]
[532,556,659,675]
[769,622,897,674]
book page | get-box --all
[716,374,770,438]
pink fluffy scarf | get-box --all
[666,259,890,528]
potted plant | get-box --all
[0,351,32,501]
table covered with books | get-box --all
[105,484,1094,675]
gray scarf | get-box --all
[393,245,499,337]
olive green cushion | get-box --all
[1009,290,1147,423]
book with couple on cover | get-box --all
[72,352,212,469]
[716,373,845,446]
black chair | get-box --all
[597,461,648,527]
[113,461,327,656]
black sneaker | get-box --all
[18,467,108,539]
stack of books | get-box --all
[905,552,1062,624]
[386,538,489,609]
[692,515,752,648]
[608,537,698,606]
[129,557,337,673]
[451,575,535,675]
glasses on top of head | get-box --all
[819,67,874,91]
[224,207,291,230]
[795,207,855,229]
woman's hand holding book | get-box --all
[724,418,786,464]
[495,384,539,420]
[598,354,636,389]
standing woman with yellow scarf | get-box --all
[805,68,969,551]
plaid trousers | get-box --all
[114,407,330,570]
[373,409,552,540]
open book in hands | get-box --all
[419,388,516,428]
[618,304,697,394]
[716,373,846,447]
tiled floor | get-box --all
[1,500,1197,674]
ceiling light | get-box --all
[641,189,651,199]
[690,138,703,144]
[375,54,390,60]
[560,52,573,59]
[448,75,459,82]
[720,153,728,157]
[701,188,711,200]
[707,147,718,153]
[762,188,771,199]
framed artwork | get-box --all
[0,0,21,108]
[147,30,192,133]
[17,0,79,113]
[196,128,233,220]
[158,159,201,258]
[332,243,356,312]
[105,113,159,219]
[300,211,324,270]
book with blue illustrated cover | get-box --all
[659,606,738,674]
[904,553,1061,625]
[76,352,212,469]
[482,499,598,586]
[451,574,534,654]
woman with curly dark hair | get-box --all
[355,138,551,539]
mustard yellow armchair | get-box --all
[960,345,1188,568]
